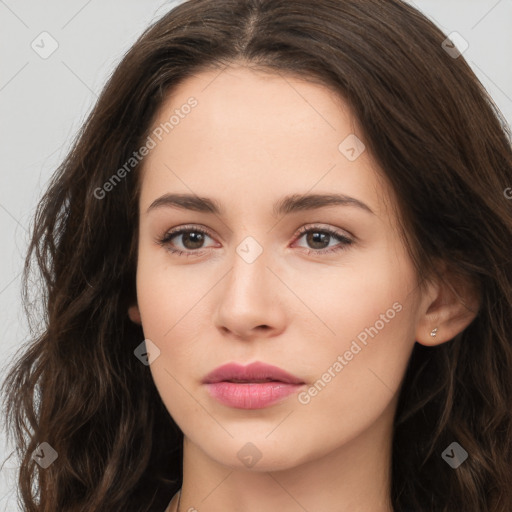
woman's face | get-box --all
[132,65,430,471]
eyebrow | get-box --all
[146,192,375,216]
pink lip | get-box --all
[203,362,305,409]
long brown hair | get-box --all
[2,1,512,510]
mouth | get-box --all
[203,362,305,409]
[224,378,276,383]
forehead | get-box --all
[139,65,394,220]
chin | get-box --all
[202,438,312,473]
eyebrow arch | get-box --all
[146,192,375,216]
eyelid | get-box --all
[160,223,353,241]
[293,223,354,241]
[158,224,218,246]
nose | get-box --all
[213,243,287,341]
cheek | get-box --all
[307,247,415,347]
[297,250,417,403]
[286,283,417,460]
[135,244,207,339]
[134,249,217,418]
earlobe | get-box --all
[128,304,142,325]
[415,268,481,347]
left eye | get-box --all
[157,226,215,255]
[156,225,354,257]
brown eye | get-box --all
[157,226,216,257]
[304,231,331,250]
[170,230,206,250]
[294,226,354,255]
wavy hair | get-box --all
[2,0,512,510]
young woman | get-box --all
[2,1,512,511]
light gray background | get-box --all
[1,1,511,509]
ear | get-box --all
[415,264,481,347]
[128,304,142,325]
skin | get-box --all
[128,64,479,512]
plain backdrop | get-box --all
[1,1,511,509]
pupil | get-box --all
[184,232,204,249]
[307,232,329,249]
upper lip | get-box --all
[203,362,305,385]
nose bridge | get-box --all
[228,234,270,298]
[213,232,286,336]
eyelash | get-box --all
[155,224,354,258]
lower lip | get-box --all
[205,381,304,409]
